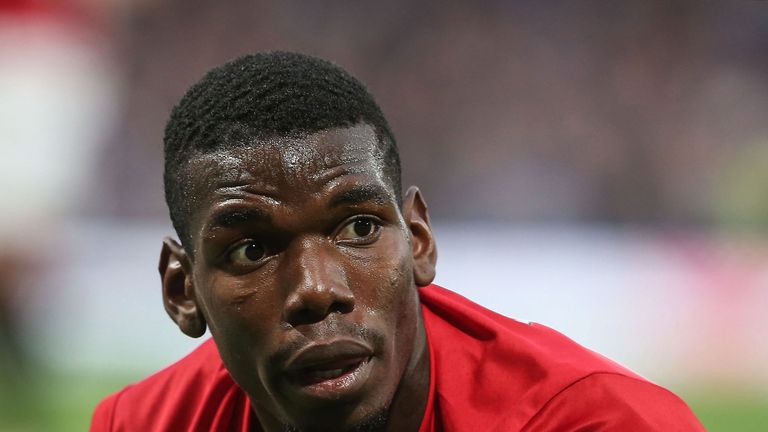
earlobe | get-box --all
[402,186,437,286]
[159,237,207,338]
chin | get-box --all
[282,406,390,432]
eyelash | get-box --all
[221,215,384,267]
[336,215,383,245]
[225,239,269,265]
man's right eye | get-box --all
[227,241,267,265]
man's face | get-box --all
[164,124,434,431]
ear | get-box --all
[402,186,437,286]
[159,237,207,338]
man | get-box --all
[91,51,704,431]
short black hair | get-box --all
[163,51,401,248]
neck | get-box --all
[383,314,431,432]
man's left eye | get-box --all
[337,217,381,242]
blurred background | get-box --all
[1,0,767,430]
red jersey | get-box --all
[91,284,704,431]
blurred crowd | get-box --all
[99,0,768,228]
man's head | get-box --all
[158,52,437,432]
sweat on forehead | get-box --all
[162,51,402,248]
[189,124,388,188]
[172,125,396,249]
[220,121,383,166]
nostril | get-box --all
[287,300,354,327]
[288,309,323,327]
[331,300,354,315]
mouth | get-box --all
[284,340,375,400]
[294,355,372,385]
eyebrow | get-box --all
[206,207,271,230]
[328,184,391,209]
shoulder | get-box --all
[89,339,249,432]
[419,284,640,381]
[419,285,703,430]
[522,373,705,431]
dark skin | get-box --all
[159,124,437,432]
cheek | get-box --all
[194,270,277,346]
[350,231,418,335]
[194,271,283,389]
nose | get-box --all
[282,238,355,326]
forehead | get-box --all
[183,124,391,211]
[213,124,383,182]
